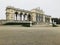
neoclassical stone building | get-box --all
[6,6,51,26]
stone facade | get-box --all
[6,6,51,24]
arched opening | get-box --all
[24,13,27,21]
[36,13,39,22]
[20,12,23,21]
[15,12,18,20]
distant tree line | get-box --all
[52,18,60,24]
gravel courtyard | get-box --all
[0,25,60,45]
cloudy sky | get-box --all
[0,0,60,19]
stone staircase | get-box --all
[0,20,52,27]
[32,23,52,27]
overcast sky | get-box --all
[0,0,60,19]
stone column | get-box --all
[39,15,41,22]
[22,12,25,21]
[16,14,17,20]
[50,17,52,23]
[20,12,23,21]
[43,15,45,23]
[22,14,24,21]
[23,15,25,21]
[17,14,20,20]
[20,14,22,21]
[14,14,16,20]
[25,15,28,21]
[20,15,23,21]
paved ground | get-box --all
[0,25,60,45]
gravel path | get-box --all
[0,25,60,45]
